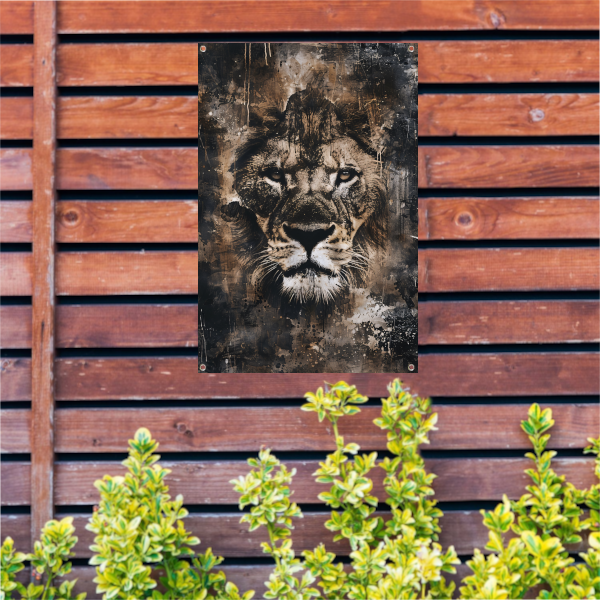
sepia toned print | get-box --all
[199,43,418,373]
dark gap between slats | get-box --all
[418,188,600,197]
[0,35,33,44]
[419,136,600,145]
[0,296,32,305]
[0,401,31,410]
[0,87,34,97]
[0,506,30,515]
[0,454,30,462]
[0,192,33,201]
[420,291,600,301]
[57,31,600,43]
[419,344,599,354]
[418,239,600,248]
[57,294,197,304]
[0,140,33,148]
[0,349,31,358]
[0,243,32,252]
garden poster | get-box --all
[198,43,418,373]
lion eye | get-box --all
[265,169,284,183]
[338,168,358,183]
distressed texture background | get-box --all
[199,43,418,373]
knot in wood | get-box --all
[529,108,545,123]
[488,10,506,29]
[456,212,473,227]
[176,422,187,433]
[62,209,80,225]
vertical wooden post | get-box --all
[31,0,57,548]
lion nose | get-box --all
[284,224,335,256]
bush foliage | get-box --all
[2,380,598,600]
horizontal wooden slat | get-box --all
[4,404,595,454]
[0,45,33,87]
[2,457,593,505]
[46,354,600,400]
[57,96,198,139]
[56,251,197,295]
[420,248,599,292]
[419,197,600,240]
[0,463,30,504]
[56,200,198,242]
[0,358,31,402]
[56,148,197,190]
[420,40,599,83]
[57,43,197,87]
[0,149,32,190]
[5,1,600,34]
[418,145,599,188]
[0,409,30,453]
[52,304,195,347]
[0,253,31,296]
[0,306,31,349]
[420,300,600,345]
[3,41,600,90]
[0,200,32,242]
[419,93,600,136]
[0,97,33,139]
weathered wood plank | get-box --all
[52,354,599,399]
[56,148,197,190]
[53,304,197,348]
[0,358,31,402]
[6,1,600,33]
[420,40,599,83]
[420,248,599,292]
[55,41,600,86]
[0,305,32,349]
[0,409,30,453]
[0,149,33,190]
[0,201,32,242]
[57,43,198,86]
[56,200,198,242]
[420,300,600,345]
[31,0,58,545]
[0,97,33,139]
[419,93,600,137]
[1,457,593,506]
[48,404,597,452]
[57,96,198,139]
[1,253,32,296]
[419,197,600,240]
[0,463,30,505]
[56,252,197,295]
[418,145,599,188]
[0,45,33,87]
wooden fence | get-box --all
[1,1,599,596]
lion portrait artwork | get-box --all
[199,43,418,373]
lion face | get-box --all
[225,88,386,304]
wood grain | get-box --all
[56,252,197,295]
[420,300,600,345]
[419,197,600,240]
[419,93,600,136]
[0,463,30,505]
[31,0,58,544]
[420,248,599,292]
[0,306,32,349]
[0,45,33,87]
[0,97,33,139]
[56,148,197,190]
[0,201,32,242]
[52,304,197,348]
[1,409,30,453]
[50,404,599,453]
[1,253,32,296]
[5,1,600,33]
[420,40,599,83]
[418,146,599,188]
[56,200,198,242]
[50,354,599,400]
[2,457,594,506]
[0,149,32,190]
[57,43,198,86]
[57,96,198,138]
[0,358,31,402]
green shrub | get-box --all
[1,380,598,600]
